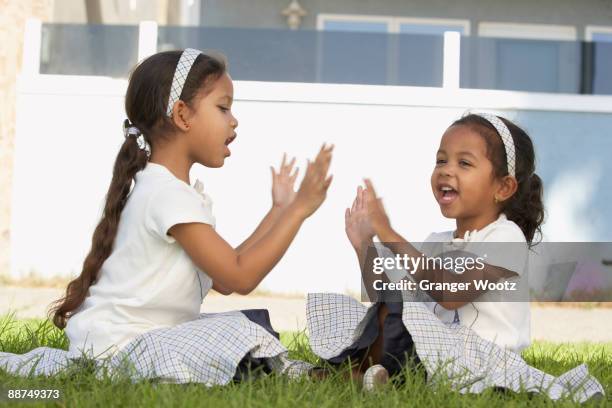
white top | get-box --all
[423,213,530,352]
[66,163,216,357]
[378,213,530,352]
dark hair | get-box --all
[50,50,227,329]
[451,114,545,245]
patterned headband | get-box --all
[473,113,516,177]
[166,48,203,117]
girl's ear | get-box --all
[496,175,518,202]
[171,100,192,131]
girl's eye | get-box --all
[436,159,446,165]
[459,160,471,166]
[218,106,229,112]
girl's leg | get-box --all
[309,303,390,382]
[353,303,390,387]
[359,303,389,370]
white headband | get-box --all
[474,113,516,177]
[166,48,202,117]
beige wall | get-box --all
[0,0,53,277]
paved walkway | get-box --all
[1,287,611,342]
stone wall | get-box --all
[0,0,53,277]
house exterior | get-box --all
[199,0,612,41]
[43,0,612,94]
[2,1,611,287]
[52,0,612,40]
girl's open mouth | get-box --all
[438,185,458,205]
[224,134,236,156]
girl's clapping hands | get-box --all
[363,178,392,237]
[293,144,334,219]
[345,185,375,250]
[271,153,299,209]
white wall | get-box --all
[10,75,612,293]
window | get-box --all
[316,14,468,86]
[394,18,469,87]
[586,26,612,94]
[316,15,391,85]
[472,22,578,93]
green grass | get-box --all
[0,315,610,407]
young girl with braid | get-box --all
[307,113,604,402]
[0,49,332,384]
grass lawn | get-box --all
[0,315,610,407]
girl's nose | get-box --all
[437,165,453,177]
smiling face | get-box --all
[185,73,238,168]
[431,124,502,222]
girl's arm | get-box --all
[344,185,389,301]
[234,206,284,255]
[363,179,517,309]
[235,154,299,254]
[175,206,304,295]
[173,145,333,295]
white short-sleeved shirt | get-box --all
[66,162,216,357]
[377,213,530,352]
[425,214,530,352]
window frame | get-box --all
[316,13,393,32]
[585,25,612,42]
[393,17,470,36]
[478,22,576,41]
[317,13,470,36]
[315,14,469,86]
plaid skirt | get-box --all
[306,293,605,403]
[0,309,311,386]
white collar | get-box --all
[452,213,508,243]
[141,162,207,198]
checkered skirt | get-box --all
[306,293,605,403]
[0,310,311,386]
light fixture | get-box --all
[282,0,307,30]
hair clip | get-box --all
[123,119,151,158]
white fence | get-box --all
[8,19,612,293]
[10,72,612,293]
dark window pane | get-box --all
[593,41,612,95]
[40,23,138,78]
[397,34,444,87]
[158,26,443,87]
[319,30,389,84]
[460,37,580,93]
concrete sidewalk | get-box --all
[1,286,611,343]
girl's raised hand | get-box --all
[345,185,375,250]
[271,153,299,209]
[363,179,392,237]
[292,144,334,219]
